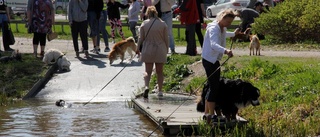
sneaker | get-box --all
[90,48,100,54]
[157,91,163,97]
[104,47,110,52]
[143,89,149,99]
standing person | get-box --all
[174,0,199,56]
[140,0,152,20]
[68,0,89,58]
[152,0,176,54]
[107,0,129,44]
[0,0,13,52]
[87,0,103,54]
[98,1,110,52]
[135,6,168,98]
[201,8,240,123]
[195,0,205,48]
[27,0,55,58]
[128,0,141,42]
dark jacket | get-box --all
[88,0,103,19]
[107,1,129,19]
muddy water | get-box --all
[0,99,162,136]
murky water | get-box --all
[0,99,163,137]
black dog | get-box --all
[55,99,72,108]
[197,78,260,120]
[0,50,22,63]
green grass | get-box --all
[0,52,48,105]
[183,56,320,136]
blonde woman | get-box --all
[202,8,240,123]
[136,6,169,98]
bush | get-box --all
[252,0,320,43]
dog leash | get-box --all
[147,41,234,136]
[83,54,138,106]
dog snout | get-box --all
[251,99,260,106]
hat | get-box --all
[254,2,263,7]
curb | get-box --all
[22,64,58,99]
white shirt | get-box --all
[202,21,235,64]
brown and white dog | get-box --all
[249,34,261,56]
[108,37,137,64]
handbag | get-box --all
[139,19,157,52]
[7,23,15,45]
[47,26,58,41]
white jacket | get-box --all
[202,21,235,64]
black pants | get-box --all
[202,59,220,102]
[185,24,196,56]
[1,21,10,50]
[71,20,88,52]
[185,23,204,49]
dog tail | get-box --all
[126,37,135,43]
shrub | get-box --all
[252,0,320,43]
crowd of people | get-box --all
[3,0,272,113]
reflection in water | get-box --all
[0,99,162,137]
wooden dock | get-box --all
[132,93,248,136]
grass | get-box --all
[0,52,48,105]
[182,56,320,136]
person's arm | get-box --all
[152,0,160,6]
[208,27,226,54]
[136,22,146,54]
[163,24,169,53]
[119,2,129,9]
[200,3,206,17]
[79,0,88,12]
[50,1,55,25]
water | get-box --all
[0,99,162,137]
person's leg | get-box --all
[71,21,79,56]
[129,21,137,42]
[116,18,125,40]
[143,62,154,99]
[100,10,109,51]
[32,33,40,57]
[186,24,196,56]
[39,33,47,57]
[2,21,12,51]
[202,59,220,119]
[155,63,164,96]
[109,19,116,43]
[195,23,204,48]
[80,20,89,57]
[161,12,175,53]
[88,11,99,53]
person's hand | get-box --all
[135,49,140,55]
[224,49,233,58]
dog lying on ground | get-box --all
[249,34,261,56]
[108,37,137,64]
[231,28,251,42]
[43,49,71,72]
[0,50,22,63]
[55,99,72,108]
[197,78,260,121]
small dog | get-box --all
[231,28,251,42]
[55,99,72,108]
[0,50,22,63]
[108,37,137,64]
[197,78,260,121]
[43,49,71,71]
[249,34,261,56]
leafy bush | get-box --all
[252,0,320,43]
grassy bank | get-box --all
[0,52,47,105]
[162,54,320,136]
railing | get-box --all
[10,20,238,38]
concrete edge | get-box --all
[22,64,58,100]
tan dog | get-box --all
[249,35,261,56]
[108,37,137,64]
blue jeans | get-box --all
[98,10,109,47]
[161,12,175,51]
[129,21,137,42]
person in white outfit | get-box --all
[201,8,240,123]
